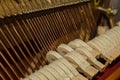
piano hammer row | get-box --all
[22,26,120,80]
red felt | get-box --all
[97,62,120,80]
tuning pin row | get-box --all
[0,0,89,18]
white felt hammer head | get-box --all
[57,44,74,56]
[46,50,63,63]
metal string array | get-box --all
[0,2,97,80]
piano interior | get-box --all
[0,0,120,80]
